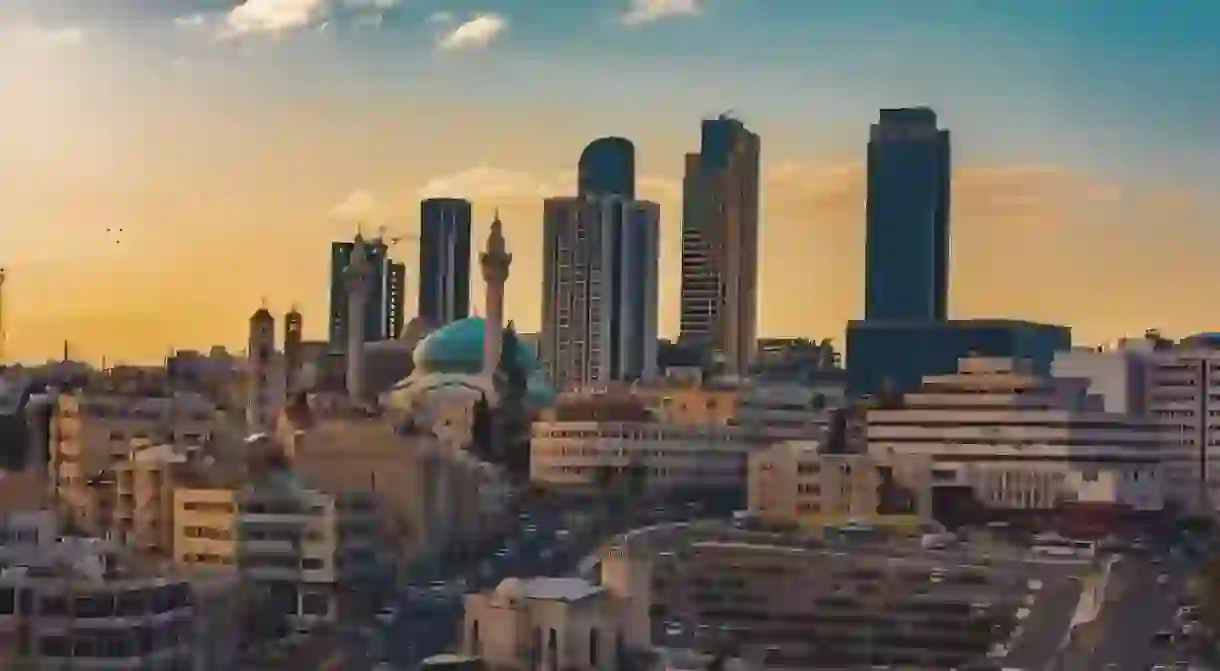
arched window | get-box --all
[588,627,600,667]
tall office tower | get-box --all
[541,196,660,391]
[385,260,405,339]
[864,107,952,322]
[578,136,635,199]
[283,307,303,396]
[419,198,473,326]
[679,114,761,374]
[327,235,404,347]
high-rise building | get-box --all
[541,196,660,390]
[679,114,760,374]
[578,136,635,199]
[419,198,473,326]
[864,107,952,322]
[327,236,405,347]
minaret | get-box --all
[283,306,303,396]
[345,235,372,401]
[247,305,275,432]
[480,211,512,376]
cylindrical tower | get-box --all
[283,307,303,396]
[480,213,512,376]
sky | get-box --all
[0,0,1217,364]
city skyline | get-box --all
[1,0,1218,363]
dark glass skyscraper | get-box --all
[328,237,405,347]
[577,137,635,199]
[419,198,472,326]
[864,107,951,322]
[679,115,760,374]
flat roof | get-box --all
[500,577,604,602]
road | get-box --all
[1001,565,1086,670]
[1083,553,1197,670]
[348,493,716,668]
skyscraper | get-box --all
[679,114,760,374]
[864,107,952,322]
[578,137,635,199]
[541,196,660,390]
[419,198,473,326]
[327,236,405,348]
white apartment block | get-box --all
[868,357,1163,513]
[1055,333,1220,515]
[530,419,821,494]
[540,196,661,391]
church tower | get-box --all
[246,305,275,432]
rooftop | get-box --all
[495,576,604,602]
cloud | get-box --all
[9,24,87,46]
[330,189,380,220]
[344,0,400,8]
[218,0,328,38]
[173,13,208,30]
[417,164,679,201]
[621,0,702,26]
[436,13,508,51]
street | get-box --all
[344,492,713,668]
[1084,553,1197,670]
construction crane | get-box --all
[375,225,420,249]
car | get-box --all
[664,621,684,637]
[375,606,397,624]
[523,524,538,536]
[1157,573,1170,585]
[1151,629,1173,645]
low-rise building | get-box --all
[460,576,648,671]
[0,510,239,670]
[748,441,930,529]
[530,394,824,498]
[48,387,224,533]
[867,356,1163,530]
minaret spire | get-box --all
[480,213,512,376]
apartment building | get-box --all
[868,356,1163,527]
[279,395,511,562]
[0,511,239,670]
[748,441,930,529]
[530,393,825,496]
[460,576,648,671]
[1055,332,1220,515]
[48,388,223,532]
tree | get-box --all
[469,393,493,456]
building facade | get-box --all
[48,389,222,533]
[846,318,1071,396]
[679,114,760,374]
[1055,332,1220,515]
[866,357,1164,525]
[461,576,644,671]
[864,107,951,322]
[0,516,238,670]
[540,196,660,390]
[419,198,473,326]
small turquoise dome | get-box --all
[413,317,539,375]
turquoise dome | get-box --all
[413,317,539,376]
